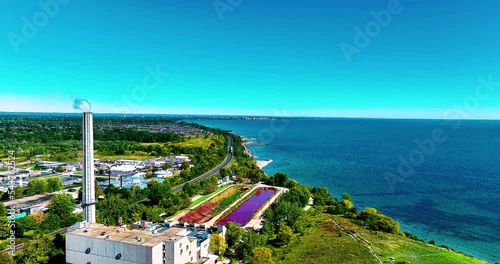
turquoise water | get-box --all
[193,118,500,262]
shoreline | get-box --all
[243,138,273,169]
[255,159,273,169]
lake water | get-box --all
[193,118,500,262]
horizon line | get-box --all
[1,111,500,121]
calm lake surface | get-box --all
[194,118,500,262]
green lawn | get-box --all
[95,151,154,161]
[167,135,220,149]
[274,213,488,264]
[212,190,243,215]
[189,184,234,208]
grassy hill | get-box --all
[274,212,488,264]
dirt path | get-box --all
[331,218,383,264]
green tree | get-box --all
[26,178,49,195]
[225,222,245,250]
[47,177,63,192]
[145,206,163,223]
[275,223,293,247]
[162,163,172,170]
[15,215,38,237]
[0,203,7,216]
[341,192,352,201]
[14,234,56,264]
[249,247,273,264]
[181,161,190,170]
[40,213,61,232]
[55,166,65,173]
[96,194,129,225]
[147,180,170,204]
[144,169,153,179]
[48,194,75,217]
[273,172,288,187]
[0,253,14,264]
[209,233,227,256]
[0,216,10,239]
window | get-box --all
[186,245,188,250]
[180,249,183,255]
[179,243,182,248]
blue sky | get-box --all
[1,0,499,118]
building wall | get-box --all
[66,233,158,264]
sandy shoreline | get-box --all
[255,159,273,169]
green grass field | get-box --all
[167,135,220,149]
[275,212,488,264]
[189,184,234,208]
[95,151,155,161]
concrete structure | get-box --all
[82,112,96,223]
[153,170,174,178]
[66,222,216,264]
[110,165,137,176]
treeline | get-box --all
[0,115,193,160]
[0,193,78,263]
[0,177,63,200]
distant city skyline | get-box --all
[1,1,499,119]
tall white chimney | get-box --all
[82,112,96,223]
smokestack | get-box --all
[82,112,96,223]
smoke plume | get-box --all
[73,98,92,112]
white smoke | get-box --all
[73,98,92,112]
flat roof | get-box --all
[68,223,185,247]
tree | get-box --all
[145,169,153,179]
[0,203,7,216]
[15,215,38,236]
[15,234,56,264]
[145,206,163,223]
[96,194,129,225]
[0,216,10,239]
[341,192,352,201]
[249,247,273,264]
[147,180,170,204]
[29,211,46,223]
[0,253,14,264]
[40,213,61,232]
[181,161,190,170]
[26,178,49,195]
[48,194,75,218]
[273,172,288,187]
[162,163,172,170]
[225,222,245,250]
[209,233,227,256]
[55,166,65,173]
[47,177,63,192]
[275,223,293,247]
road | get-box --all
[171,136,233,192]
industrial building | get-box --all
[66,221,220,264]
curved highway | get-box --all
[171,136,233,192]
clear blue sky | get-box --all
[1,0,499,118]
